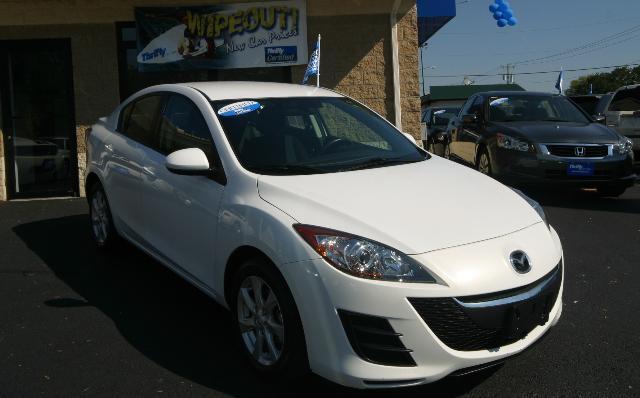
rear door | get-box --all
[138,93,225,287]
[105,94,163,236]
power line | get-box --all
[511,24,640,66]
[424,62,640,79]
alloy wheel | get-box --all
[237,276,285,366]
[478,153,491,175]
[90,189,109,244]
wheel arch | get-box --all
[223,245,282,308]
[85,172,102,202]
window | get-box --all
[122,95,163,147]
[487,95,589,123]
[158,95,216,164]
[468,96,484,116]
[609,86,640,112]
[211,97,426,175]
[317,101,391,150]
[460,96,476,115]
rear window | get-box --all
[609,86,640,112]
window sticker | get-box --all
[217,101,262,117]
[489,97,509,106]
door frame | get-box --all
[0,38,79,199]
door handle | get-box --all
[105,144,113,152]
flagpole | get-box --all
[316,34,321,88]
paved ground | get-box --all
[1,184,639,397]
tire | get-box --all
[444,143,451,159]
[597,186,627,197]
[477,147,492,176]
[231,258,308,382]
[88,182,119,250]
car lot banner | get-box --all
[135,0,307,71]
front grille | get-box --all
[409,262,562,352]
[546,144,608,158]
[338,310,416,367]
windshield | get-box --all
[211,97,427,175]
[428,107,459,126]
[488,95,590,123]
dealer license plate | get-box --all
[567,162,594,176]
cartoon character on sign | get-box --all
[489,0,518,28]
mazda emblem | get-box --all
[510,251,531,273]
[575,146,586,157]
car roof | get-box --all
[174,81,344,101]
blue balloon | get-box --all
[501,9,513,19]
[497,19,508,27]
[489,4,499,12]
[508,16,518,26]
[493,11,503,20]
[500,0,510,8]
[495,0,505,4]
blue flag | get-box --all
[303,35,320,85]
[555,70,564,95]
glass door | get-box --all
[0,39,78,198]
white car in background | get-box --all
[600,84,640,165]
[85,82,563,389]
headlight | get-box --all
[294,225,436,283]
[497,133,535,152]
[510,188,549,229]
[613,139,633,155]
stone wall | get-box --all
[397,6,421,140]
[292,6,420,140]
[0,127,5,200]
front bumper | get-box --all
[281,223,564,388]
[490,147,636,188]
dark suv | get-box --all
[445,91,636,196]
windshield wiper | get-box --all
[343,157,421,171]
[248,164,327,175]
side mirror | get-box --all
[462,113,478,124]
[166,148,211,176]
[592,114,606,124]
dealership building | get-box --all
[0,0,421,200]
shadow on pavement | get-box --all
[518,186,640,214]
[12,214,497,397]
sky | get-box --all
[419,0,640,95]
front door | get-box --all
[0,39,78,199]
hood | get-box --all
[492,121,620,143]
[258,156,542,254]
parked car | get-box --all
[14,137,64,186]
[86,82,563,389]
[445,91,636,196]
[597,84,640,166]
[420,106,459,155]
[569,93,611,118]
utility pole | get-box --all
[501,64,515,84]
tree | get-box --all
[568,65,640,95]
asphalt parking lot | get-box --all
[1,184,639,397]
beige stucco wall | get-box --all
[0,1,419,200]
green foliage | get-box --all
[568,66,640,95]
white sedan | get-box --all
[85,82,563,389]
